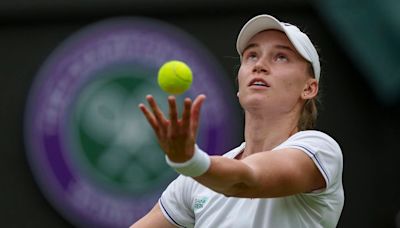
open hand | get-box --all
[138,94,206,163]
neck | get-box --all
[241,107,300,159]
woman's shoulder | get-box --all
[290,130,339,145]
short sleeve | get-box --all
[274,130,343,190]
[159,175,195,228]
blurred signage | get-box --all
[24,17,240,227]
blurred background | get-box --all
[1,0,400,227]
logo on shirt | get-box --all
[193,196,209,211]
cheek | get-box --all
[284,80,298,90]
[237,67,246,88]
[279,76,305,97]
[282,68,307,87]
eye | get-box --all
[245,51,258,62]
[275,53,288,62]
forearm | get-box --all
[166,145,259,197]
[194,156,257,197]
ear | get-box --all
[301,79,318,100]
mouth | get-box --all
[248,78,270,87]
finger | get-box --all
[168,96,179,130]
[191,94,206,135]
[181,97,192,132]
[146,95,169,133]
[138,103,160,136]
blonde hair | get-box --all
[298,64,319,131]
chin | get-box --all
[239,94,269,109]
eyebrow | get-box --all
[242,43,258,55]
[274,44,296,54]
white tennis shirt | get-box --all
[159,130,344,228]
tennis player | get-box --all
[131,14,344,228]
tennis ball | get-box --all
[157,60,193,95]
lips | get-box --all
[248,78,270,87]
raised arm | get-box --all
[195,148,325,198]
[138,95,325,198]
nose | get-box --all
[252,59,269,74]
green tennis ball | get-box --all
[157,60,193,95]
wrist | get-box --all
[165,145,211,177]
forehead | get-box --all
[247,30,295,49]
[243,30,306,61]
